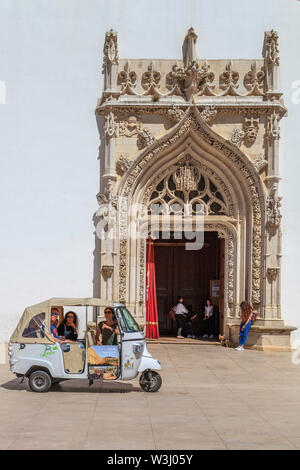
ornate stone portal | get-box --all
[95,28,295,350]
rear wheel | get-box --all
[139,370,162,392]
[29,370,52,393]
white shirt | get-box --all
[205,305,213,318]
[175,303,188,315]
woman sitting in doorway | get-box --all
[202,298,214,339]
[57,311,79,341]
[96,307,120,345]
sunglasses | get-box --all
[66,315,74,319]
[105,310,113,314]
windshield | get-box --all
[116,307,140,333]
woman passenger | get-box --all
[96,307,120,345]
[57,311,78,341]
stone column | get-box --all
[264,110,282,321]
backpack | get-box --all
[251,312,258,324]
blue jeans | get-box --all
[239,321,251,346]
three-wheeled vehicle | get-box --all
[9,298,162,392]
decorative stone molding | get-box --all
[104,111,116,137]
[199,105,217,124]
[244,62,265,96]
[166,107,185,123]
[118,61,137,95]
[143,154,234,217]
[266,188,282,228]
[265,30,280,66]
[230,128,245,148]
[219,61,240,96]
[266,111,280,140]
[137,127,155,150]
[104,29,118,66]
[118,115,142,137]
[142,62,161,96]
[243,116,259,146]
[253,154,268,173]
[166,61,215,100]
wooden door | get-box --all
[154,233,222,335]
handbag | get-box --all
[169,306,176,320]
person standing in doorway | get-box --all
[174,296,188,339]
[236,301,254,351]
[202,298,214,339]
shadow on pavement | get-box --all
[1,378,142,393]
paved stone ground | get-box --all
[1,343,300,450]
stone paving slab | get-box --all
[1,344,300,450]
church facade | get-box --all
[95,28,294,350]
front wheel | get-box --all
[29,370,52,393]
[139,370,162,392]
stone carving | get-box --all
[104,111,116,137]
[117,155,133,174]
[244,62,265,96]
[142,62,161,96]
[118,115,142,137]
[267,267,280,281]
[118,61,137,95]
[102,265,114,278]
[197,61,215,96]
[230,128,245,148]
[199,105,217,124]
[243,116,259,146]
[183,27,198,66]
[104,29,118,65]
[266,112,280,140]
[253,154,268,173]
[266,188,282,227]
[166,107,185,123]
[174,163,199,191]
[137,127,155,150]
[265,30,280,66]
[220,61,240,96]
[167,61,215,101]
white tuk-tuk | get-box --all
[9,298,162,392]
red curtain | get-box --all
[145,238,159,339]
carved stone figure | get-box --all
[174,163,200,191]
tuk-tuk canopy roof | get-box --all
[10,298,117,344]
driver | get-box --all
[96,307,120,345]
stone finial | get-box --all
[183,27,198,67]
[104,29,118,66]
[264,30,279,66]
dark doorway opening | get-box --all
[154,232,224,337]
